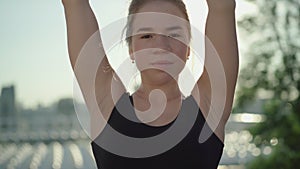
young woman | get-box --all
[62,0,239,168]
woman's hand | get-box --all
[206,0,236,12]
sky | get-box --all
[0,0,256,109]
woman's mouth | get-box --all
[151,60,174,66]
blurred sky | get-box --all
[0,0,256,108]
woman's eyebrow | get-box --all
[166,26,183,31]
[135,26,184,34]
[136,27,154,33]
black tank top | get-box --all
[91,93,224,169]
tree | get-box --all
[57,98,75,114]
[235,0,300,168]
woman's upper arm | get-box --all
[62,0,125,137]
[63,0,100,67]
[196,1,239,130]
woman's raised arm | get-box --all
[194,0,239,141]
[62,0,125,138]
[62,0,100,67]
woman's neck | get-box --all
[136,78,182,101]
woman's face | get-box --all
[129,1,190,84]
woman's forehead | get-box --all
[131,13,189,33]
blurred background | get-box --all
[0,0,299,169]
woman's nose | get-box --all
[153,35,171,52]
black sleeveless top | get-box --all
[91,93,224,169]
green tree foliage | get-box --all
[235,0,300,168]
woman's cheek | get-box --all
[133,48,154,71]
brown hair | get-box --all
[124,0,192,47]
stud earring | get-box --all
[132,60,135,63]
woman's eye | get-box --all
[141,34,153,39]
[168,33,181,38]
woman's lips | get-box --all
[151,60,174,66]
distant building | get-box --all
[0,85,86,142]
[0,85,16,115]
[0,85,17,131]
[57,98,75,114]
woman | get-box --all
[62,0,239,168]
